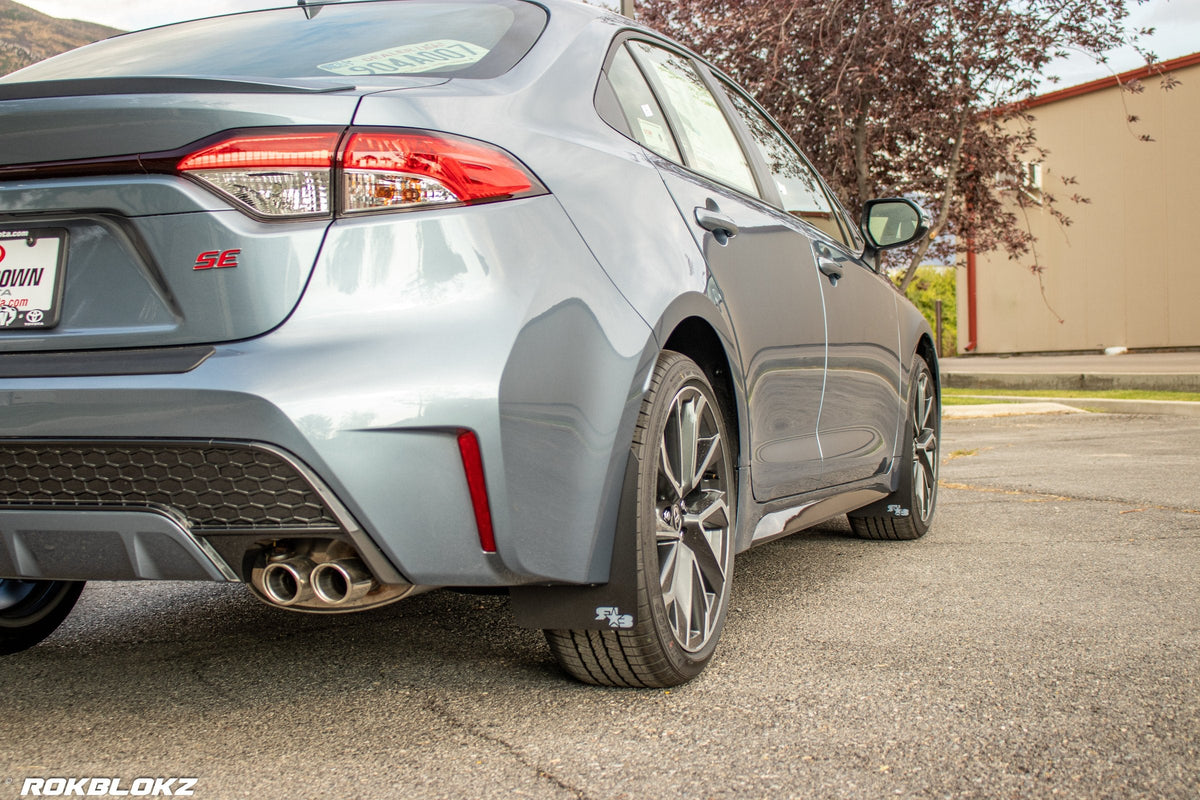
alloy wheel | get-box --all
[655,385,732,653]
[911,368,938,524]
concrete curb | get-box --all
[946,395,1200,417]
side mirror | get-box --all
[860,198,930,250]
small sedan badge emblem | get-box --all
[193,249,241,270]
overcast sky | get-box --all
[16,0,1200,91]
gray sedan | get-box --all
[0,0,939,687]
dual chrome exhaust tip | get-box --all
[260,556,374,607]
[250,541,420,613]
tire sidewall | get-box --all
[0,580,85,654]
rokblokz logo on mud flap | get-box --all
[20,777,197,796]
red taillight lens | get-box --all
[178,132,340,217]
[176,128,543,218]
[456,429,497,553]
[342,131,538,212]
[177,132,340,171]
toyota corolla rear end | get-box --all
[0,0,652,650]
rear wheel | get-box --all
[849,354,939,540]
[0,579,84,655]
[545,351,736,687]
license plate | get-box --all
[0,229,67,331]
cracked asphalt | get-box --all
[2,412,1197,799]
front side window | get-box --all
[627,42,757,197]
[723,86,848,245]
[831,192,866,252]
[5,0,546,83]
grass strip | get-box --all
[943,396,1021,406]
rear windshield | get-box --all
[7,0,547,83]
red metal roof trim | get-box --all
[1022,50,1200,110]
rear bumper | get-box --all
[0,197,654,588]
[0,508,235,582]
[0,438,404,587]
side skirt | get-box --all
[749,487,890,547]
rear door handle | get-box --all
[694,201,739,244]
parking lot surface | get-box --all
[2,412,1197,799]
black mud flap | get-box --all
[845,456,905,519]
[509,451,640,631]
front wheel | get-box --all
[545,351,736,687]
[849,354,939,540]
[0,579,85,655]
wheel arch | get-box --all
[896,294,941,407]
[915,332,941,395]
[662,316,742,462]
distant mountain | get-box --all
[0,0,123,76]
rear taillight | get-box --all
[177,128,544,219]
[342,131,538,213]
[177,132,339,217]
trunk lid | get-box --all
[0,0,544,354]
[0,85,365,353]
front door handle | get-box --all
[694,200,739,244]
[818,259,843,284]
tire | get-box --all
[0,579,85,655]
[545,351,736,687]
[849,354,939,540]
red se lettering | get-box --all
[193,249,240,270]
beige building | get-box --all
[958,52,1200,354]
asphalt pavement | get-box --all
[2,412,1197,799]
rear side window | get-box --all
[606,46,680,162]
[6,0,546,83]
[626,42,757,198]
[722,87,849,246]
